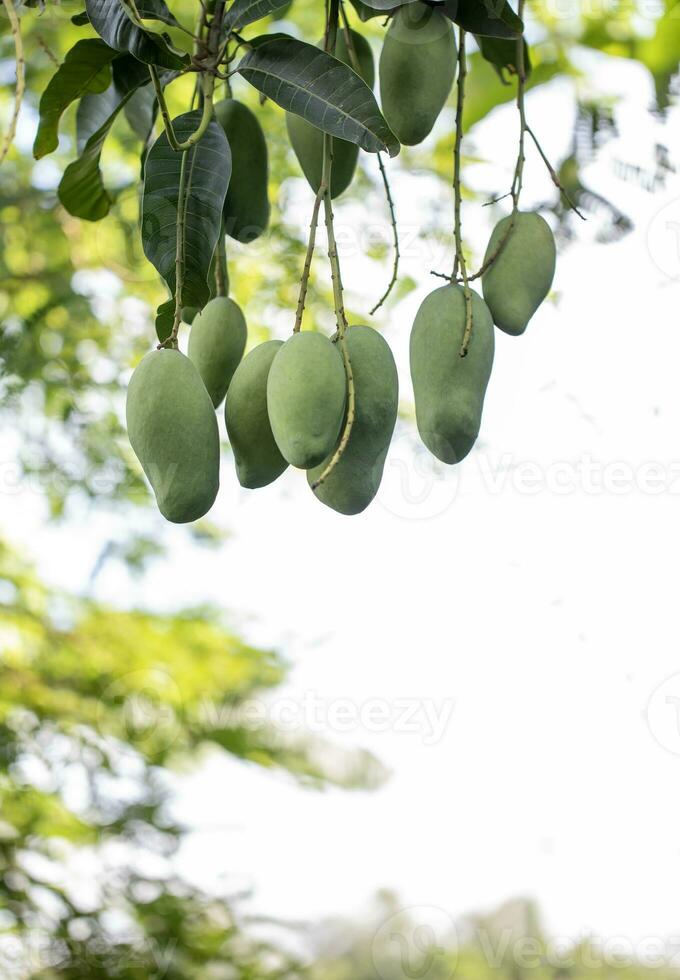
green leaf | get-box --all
[33,39,118,159]
[442,0,523,39]
[123,83,160,142]
[355,0,413,7]
[59,57,152,220]
[238,34,399,156]
[223,0,293,31]
[347,0,398,17]
[85,0,189,69]
[141,111,232,341]
[477,34,531,79]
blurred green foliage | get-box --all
[0,538,385,976]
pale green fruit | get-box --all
[225,340,288,489]
[308,325,398,515]
[379,2,456,146]
[188,297,247,408]
[481,211,556,335]
[126,349,220,523]
[214,99,270,244]
[410,284,494,464]
[267,332,346,469]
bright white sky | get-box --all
[4,41,680,956]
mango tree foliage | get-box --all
[0,539,384,976]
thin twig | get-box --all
[294,187,324,332]
[340,0,401,317]
[525,124,586,219]
[370,152,400,316]
[511,3,527,211]
[1,0,25,166]
[35,34,60,67]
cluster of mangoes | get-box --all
[412,211,556,464]
[126,2,558,522]
[126,298,399,522]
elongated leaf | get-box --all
[441,0,523,38]
[141,111,231,340]
[33,38,117,159]
[59,57,151,220]
[224,0,292,31]
[238,35,399,156]
[85,0,188,69]
[357,0,415,7]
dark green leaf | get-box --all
[356,0,414,7]
[85,0,189,69]
[33,39,117,159]
[347,0,398,17]
[141,111,232,341]
[59,57,151,220]
[238,35,399,156]
[224,0,293,32]
[442,0,523,38]
[71,10,90,24]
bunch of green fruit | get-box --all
[127,298,399,522]
[122,0,558,522]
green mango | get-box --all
[214,99,270,244]
[267,332,347,469]
[126,349,220,523]
[410,284,494,464]
[225,341,289,489]
[481,210,556,336]
[286,30,375,199]
[308,325,398,515]
[379,2,456,146]
[188,297,247,408]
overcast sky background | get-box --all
[4,39,680,954]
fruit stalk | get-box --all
[215,228,228,298]
[511,0,527,210]
[312,3,356,491]
[294,185,325,333]
[452,28,473,358]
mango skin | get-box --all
[410,285,494,464]
[379,3,456,146]
[214,99,270,244]
[225,341,289,489]
[308,325,398,516]
[188,297,247,408]
[481,211,556,336]
[286,31,375,199]
[126,349,220,523]
[267,332,347,469]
